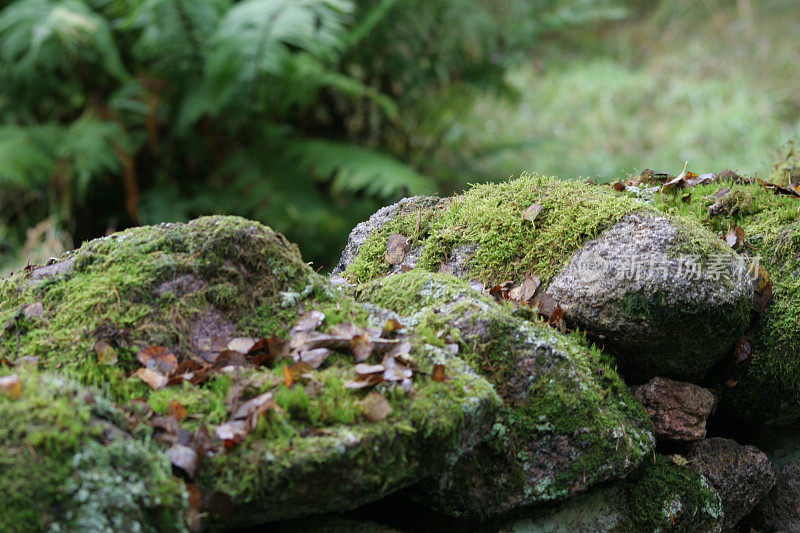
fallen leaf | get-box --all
[132,368,168,390]
[612,182,626,192]
[734,337,752,364]
[23,302,44,319]
[169,444,200,478]
[283,362,312,387]
[489,282,512,302]
[661,162,689,192]
[232,392,274,421]
[354,363,385,375]
[385,233,410,265]
[0,374,22,399]
[667,454,689,467]
[523,203,543,222]
[350,334,374,363]
[168,399,188,421]
[298,348,331,369]
[381,318,405,337]
[359,392,392,422]
[725,378,739,388]
[345,373,384,390]
[533,292,560,319]
[382,354,413,382]
[508,275,541,303]
[213,420,247,445]
[212,350,249,368]
[432,364,446,382]
[227,337,257,354]
[753,266,773,313]
[757,178,800,198]
[291,310,325,334]
[203,491,234,523]
[137,346,179,376]
[549,306,566,330]
[94,340,118,365]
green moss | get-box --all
[0,370,187,532]
[344,174,645,285]
[653,180,800,423]
[624,456,722,531]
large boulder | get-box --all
[336,175,752,382]
[350,271,654,519]
[650,178,800,424]
[0,217,499,528]
[500,455,724,532]
[685,438,776,530]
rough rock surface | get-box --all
[751,426,800,532]
[632,377,717,441]
[351,271,654,519]
[0,216,499,528]
[548,212,751,381]
[686,438,776,530]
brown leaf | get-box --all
[136,346,179,376]
[533,292,560,319]
[381,318,405,337]
[168,399,188,421]
[508,275,541,303]
[227,337,257,354]
[298,348,331,369]
[283,362,312,387]
[232,392,274,421]
[0,374,22,399]
[734,337,752,365]
[382,354,413,382]
[612,182,626,192]
[489,282,512,302]
[757,178,800,198]
[169,444,200,478]
[94,340,118,365]
[753,266,773,313]
[350,334,374,363]
[385,233,410,265]
[523,203,544,222]
[432,364,446,382]
[725,379,739,388]
[354,363,385,375]
[213,420,247,446]
[212,350,249,368]
[549,306,566,330]
[359,392,392,422]
[344,373,384,389]
[724,225,745,250]
[291,310,325,334]
[132,368,168,390]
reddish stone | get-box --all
[632,377,716,441]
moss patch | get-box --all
[343,174,645,285]
[0,369,187,532]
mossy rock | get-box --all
[349,271,654,519]
[336,175,752,381]
[0,216,500,527]
[0,368,188,532]
[652,180,800,424]
[501,455,723,532]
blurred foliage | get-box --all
[0,0,628,271]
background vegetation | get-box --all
[0,0,798,272]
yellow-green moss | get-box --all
[343,174,645,285]
[0,370,187,532]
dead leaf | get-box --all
[661,162,689,192]
[753,266,773,313]
[132,368,168,390]
[232,392,274,421]
[549,306,566,330]
[354,363,385,375]
[227,337,257,354]
[508,275,541,303]
[667,454,689,467]
[385,233,410,265]
[203,490,234,523]
[94,340,118,365]
[344,373,384,389]
[489,282,512,302]
[612,182,626,192]
[298,348,331,369]
[533,292,560,319]
[734,337,752,365]
[432,364,446,382]
[350,335,374,363]
[291,310,325,334]
[382,354,413,382]
[23,302,44,319]
[757,178,800,198]
[0,374,22,399]
[169,444,200,478]
[381,318,405,337]
[283,362,312,387]
[523,203,543,222]
[137,346,179,376]
[359,392,392,422]
[725,379,739,388]
[168,399,188,421]
[213,420,247,446]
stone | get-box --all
[750,426,800,532]
[686,438,776,530]
[0,216,500,528]
[351,271,654,519]
[547,212,752,381]
[631,377,717,441]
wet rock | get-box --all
[351,271,654,519]
[750,426,800,532]
[686,438,776,530]
[548,212,752,381]
[631,377,717,441]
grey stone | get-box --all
[547,212,752,381]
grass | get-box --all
[462,0,800,183]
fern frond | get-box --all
[289,139,435,197]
